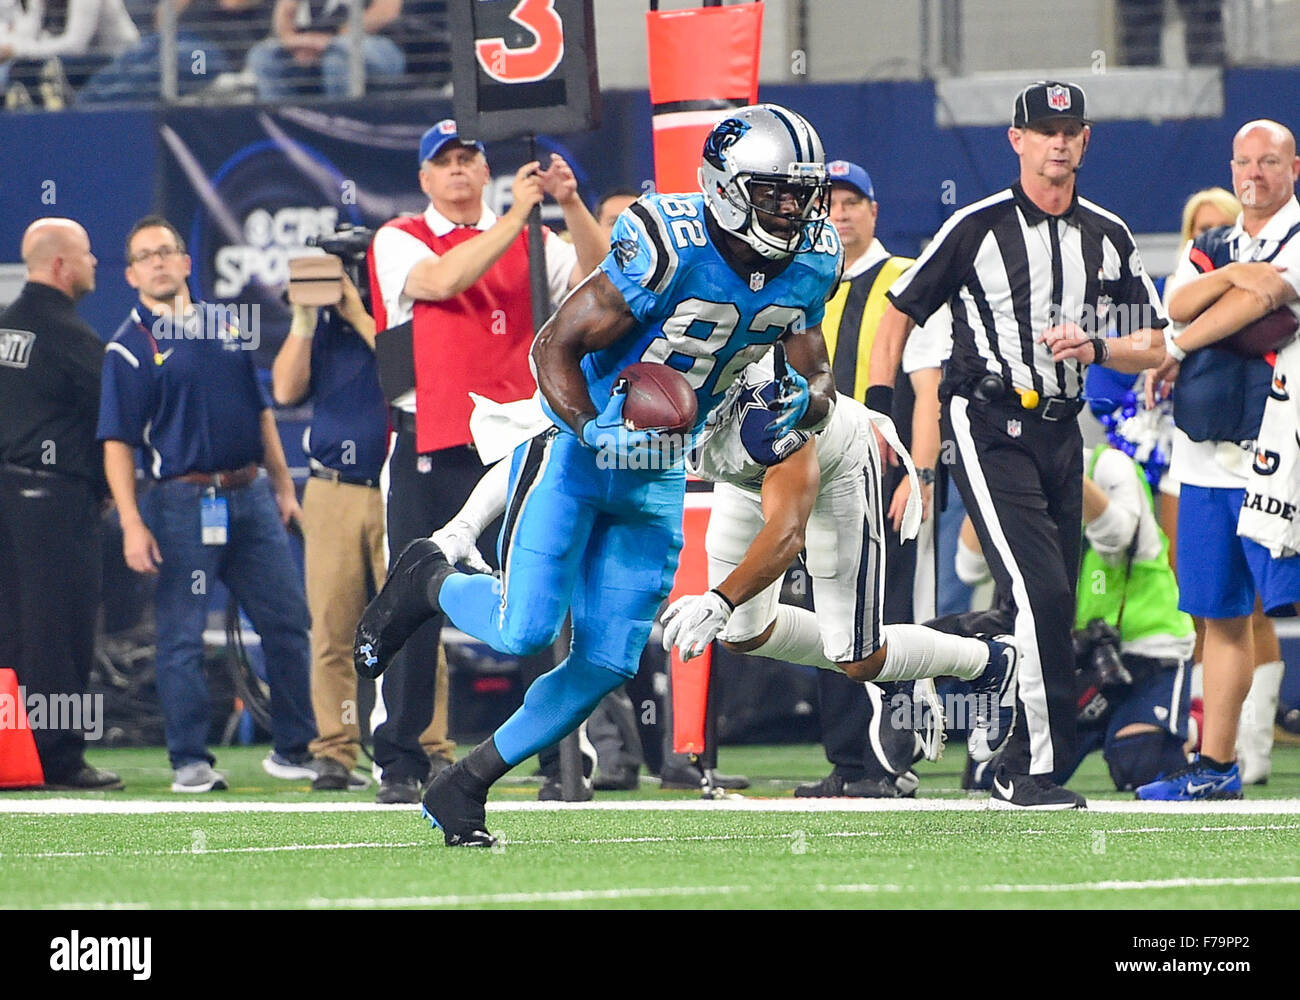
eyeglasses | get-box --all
[129,246,184,266]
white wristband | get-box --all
[1164,327,1186,362]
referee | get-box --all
[0,219,121,790]
[869,81,1166,809]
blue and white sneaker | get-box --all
[968,634,1018,763]
[1135,756,1243,801]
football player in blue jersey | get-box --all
[354,104,844,846]
[432,353,1022,799]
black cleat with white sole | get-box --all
[353,538,453,680]
[988,764,1086,810]
[421,762,498,848]
[968,634,1019,763]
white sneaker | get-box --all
[1237,661,1284,785]
[172,762,229,793]
[262,752,319,780]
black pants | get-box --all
[374,432,492,782]
[0,467,101,781]
[818,462,936,779]
[943,394,1082,781]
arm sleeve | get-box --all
[96,339,153,446]
[1084,448,1142,562]
[597,204,668,323]
[371,226,433,328]
[886,213,976,326]
[1113,224,1169,334]
[543,228,580,308]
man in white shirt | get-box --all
[1141,119,1300,800]
[364,119,604,803]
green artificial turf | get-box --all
[2,743,1298,910]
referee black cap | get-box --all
[1012,81,1091,129]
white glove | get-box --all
[429,519,492,575]
[660,590,733,660]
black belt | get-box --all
[1034,396,1086,422]
[309,467,380,489]
[956,374,1085,423]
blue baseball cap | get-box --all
[827,160,874,201]
[419,119,485,165]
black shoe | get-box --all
[706,769,749,790]
[592,766,639,791]
[354,539,452,680]
[42,764,124,791]
[425,752,454,785]
[843,775,917,799]
[660,761,750,791]
[793,772,854,798]
[793,771,912,798]
[989,765,1086,810]
[311,758,369,791]
[422,763,497,847]
[375,774,422,804]
[538,773,593,801]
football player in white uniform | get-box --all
[434,349,1021,767]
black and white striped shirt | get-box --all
[888,182,1167,400]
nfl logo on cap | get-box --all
[829,162,849,177]
[438,119,457,134]
[1047,85,1071,111]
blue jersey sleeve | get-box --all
[96,332,154,446]
[598,204,670,323]
[794,223,843,329]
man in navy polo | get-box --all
[272,269,389,791]
[98,215,317,793]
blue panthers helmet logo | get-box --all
[703,117,751,171]
[736,379,812,467]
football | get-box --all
[616,362,698,435]
[1222,306,1299,357]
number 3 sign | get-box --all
[450,0,601,141]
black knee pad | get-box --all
[1104,731,1188,791]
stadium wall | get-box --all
[3,70,1299,340]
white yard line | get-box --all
[2,796,1300,815]
[285,875,1300,908]
[41,873,1300,909]
[6,824,1298,861]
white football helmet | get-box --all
[698,104,830,260]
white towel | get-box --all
[1237,337,1300,557]
[467,391,553,465]
[864,408,922,542]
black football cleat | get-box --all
[989,764,1086,810]
[421,763,498,848]
[354,539,452,680]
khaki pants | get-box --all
[301,477,454,768]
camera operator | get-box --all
[958,443,1195,791]
[271,243,387,791]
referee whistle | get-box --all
[1015,387,1040,410]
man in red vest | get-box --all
[365,119,605,803]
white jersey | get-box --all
[687,358,871,491]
